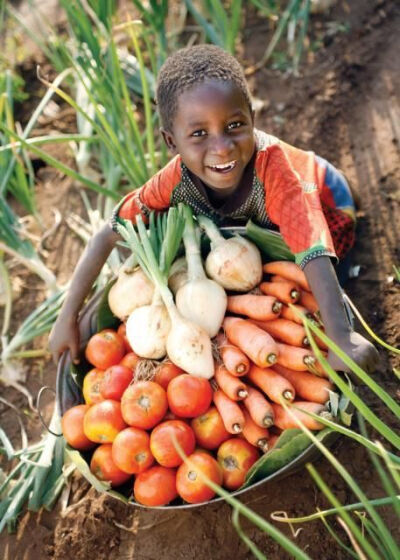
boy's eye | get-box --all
[227,121,242,131]
[191,130,206,137]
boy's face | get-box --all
[162,79,255,196]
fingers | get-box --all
[70,342,81,364]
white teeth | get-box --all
[209,160,236,171]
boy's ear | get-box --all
[160,128,178,154]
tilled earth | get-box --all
[1,1,399,558]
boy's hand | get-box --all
[327,331,379,379]
[49,313,81,365]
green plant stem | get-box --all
[344,293,400,355]
[271,495,400,524]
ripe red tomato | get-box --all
[150,420,196,468]
[100,364,133,401]
[134,466,178,507]
[191,406,230,450]
[154,361,183,390]
[167,374,213,418]
[121,381,168,429]
[112,427,154,474]
[85,329,125,370]
[176,450,222,504]
[119,351,140,372]
[117,322,133,353]
[82,368,106,405]
[83,399,127,443]
[217,438,260,490]
[90,443,131,487]
[61,404,96,451]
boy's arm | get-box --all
[303,256,379,376]
[49,223,120,364]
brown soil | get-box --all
[1,1,399,559]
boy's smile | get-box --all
[162,79,255,197]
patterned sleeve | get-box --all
[110,155,182,231]
[261,144,337,269]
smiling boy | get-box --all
[49,44,378,376]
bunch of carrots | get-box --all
[213,259,334,449]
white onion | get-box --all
[166,307,214,379]
[176,210,227,337]
[125,295,170,359]
[108,261,154,321]
[168,256,188,295]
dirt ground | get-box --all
[1,0,399,558]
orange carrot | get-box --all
[213,389,245,434]
[246,364,295,403]
[271,401,329,430]
[299,290,319,313]
[251,318,308,348]
[243,386,274,428]
[241,407,270,452]
[272,364,334,404]
[280,304,310,325]
[216,333,250,376]
[214,364,248,401]
[279,306,328,350]
[276,342,328,377]
[263,261,310,291]
[227,294,282,321]
[223,317,278,367]
[259,280,300,304]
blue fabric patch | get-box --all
[316,156,355,211]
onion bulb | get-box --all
[108,260,154,321]
[125,292,170,359]
[176,207,227,337]
[168,256,188,295]
[198,216,262,292]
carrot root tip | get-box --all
[303,355,316,366]
[238,389,248,399]
[258,439,269,452]
[320,411,332,421]
[267,353,277,365]
[291,290,300,301]
[237,365,246,374]
[283,390,294,401]
[272,302,283,314]
[233,423,242,433]
[263,416,274,428]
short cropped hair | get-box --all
[156,44,252,131]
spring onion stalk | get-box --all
[176,206,227,337]
[198,215,262,292]
[299,316,400,449]
[0,200,58,293]
[245,220,295,261]
[117,209,215,378]
[343,293,400,355]
[0,407,70,534]
[271,495,400,525]
[1,287,66,364]
[278,398,398,560]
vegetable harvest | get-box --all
[61,206,343,507]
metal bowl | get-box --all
[56,227,347,509]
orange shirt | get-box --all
[111,131,355,268]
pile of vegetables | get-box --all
[61,205,340,507]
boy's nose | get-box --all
[209,134,234,157]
